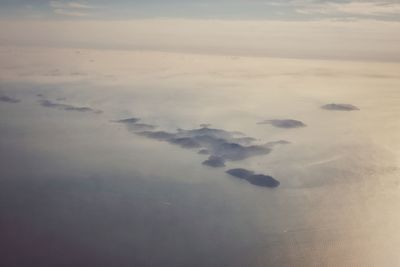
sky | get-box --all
[1,0,400,20]
[0,1,400,62]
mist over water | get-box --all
[1,47,400,266]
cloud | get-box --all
[226,168,280,188]
[258,119,306,128]
[0,95,20,103]
[295,1,400,17]
[53,9,91,17]
[50,1,94,9]
[2,19,400,62]
[49,1,97,17]
[321,103,359,111]
[39,99,102,114]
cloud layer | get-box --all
[49,1,97,17]
[1,19,400,62]
[295,1,400,17]
[3,0,400,20]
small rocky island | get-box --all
[226,168,280,188]
[257,119,306,128]
[321,103,359,111]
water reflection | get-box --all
[0,49,400,266]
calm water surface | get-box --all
[1,48,400,266]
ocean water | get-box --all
[1,47,400,266]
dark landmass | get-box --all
[265,140,291,147]
[246,174,280,187]
[169,137,202,148]
[258,119,306,128]
[226,168,280,188]
[321,103,359,111]
[116,118,156,131]
[0,95,20,103]
[198,149,210,155]
[234,137,258,145]
[116,117,140,124]
[138,131,175,140]
[127,123,156,131]
[115,118,157,131]
[39,100,102,114]
[202,155,226,167]
[116,117,286,187]
[134,126,276,162]
[226,168,254,179]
